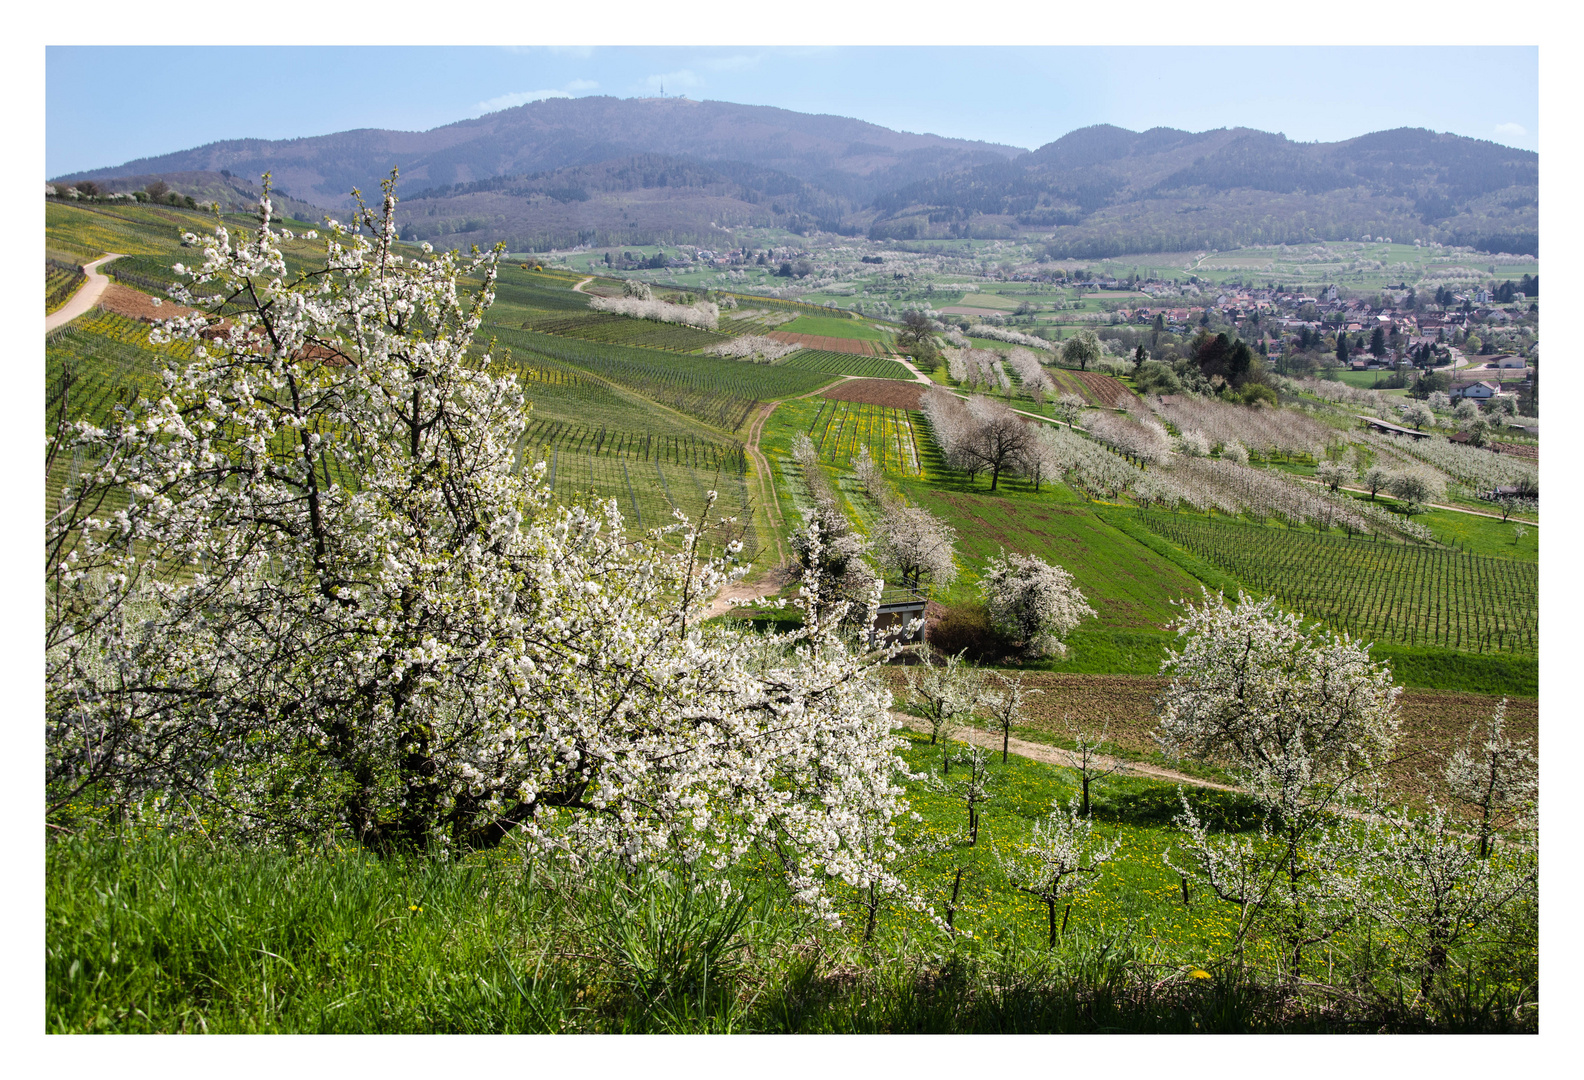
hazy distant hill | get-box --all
[55,96,1019,214]
[868,125,1538,256]
[55,101,1538,256]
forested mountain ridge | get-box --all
[54,95,1021,213]
[868,125,1538,256]
[54,101,1537,256]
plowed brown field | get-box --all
[98,283,197,322]
[767,331,882,356]
[820,379,927,409]
[881,669,1535,805]
[1047,369,1135,409]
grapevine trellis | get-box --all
[807,400,924,477]
[523,312,731,353]
[45,259,86,312]
[1137,510,1537,655]
[519,419,746,475]
[780,350,913,380]
[487,326,835,432]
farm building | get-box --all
[871,586,928,648]
[1358,415,1431,440]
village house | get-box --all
[1450,380,1500,402]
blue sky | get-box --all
[47,46,1537,178]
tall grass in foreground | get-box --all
[46,828,1535,1034]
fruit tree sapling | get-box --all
[1443,697,1537,858]
[984,671,1040,765]
[999,797,1122,946]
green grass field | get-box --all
[779,314,893,342]
[45,719,1536,1032]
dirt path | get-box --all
[901,717,1239,793]
[45,254,122,334]
[893,356,937,387]
[742,401,787,568]
[571,275,594,294]
[1290,474,1538,526]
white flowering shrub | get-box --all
[1315,459,1353,491]
[1443,698,1537,857]
[978,549,1096,658]
[588,293,720,329]
[1156,590,1401,791]
[966,324,1054,351]
[1177,429,1212,457]
[706,334,801,363]
[1351,803,1538,997]
[903,650,989,763]
[1402,402,1435,430]
[46,183,915,916]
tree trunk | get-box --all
[1002,728,1010,765]
[946,867,964,931]
[1047,899,1058,947]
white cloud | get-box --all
[474,81,599,115]
[476,89,571,113]
[1493,122,1529,139]
[642,69,703,92]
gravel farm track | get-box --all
[44,253,121,333]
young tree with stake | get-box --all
[1061,716,1130,817]
[903,651,989,774]
[1350,804,1537,999]
[984,672,1040,764]
[1000,797,1122,946]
